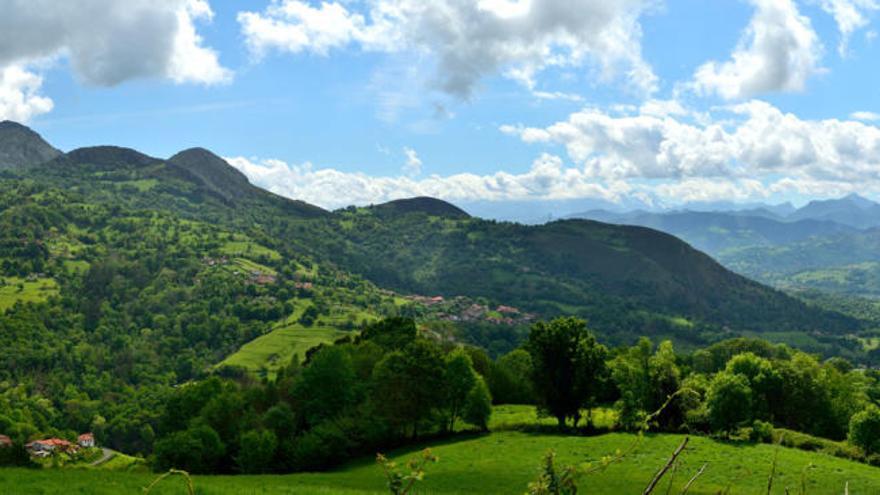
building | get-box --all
[25,438,77,457]
[0,434,12,447]
[78,433,95,448]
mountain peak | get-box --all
[167,147,253,202]
[372,197,471,219]
[843,193,877,208]
[0,120,62,170]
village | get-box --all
[404,294,537,326]
[0,432,96,458]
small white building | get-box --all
[78,433,95,448]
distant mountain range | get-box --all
[567,194,880,298]
[0,119,856,346]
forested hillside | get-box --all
[0,122,871,470]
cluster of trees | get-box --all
[151,318,492,474]
[516,318,880,458]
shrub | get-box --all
[849,405,880,455]
[750,420,773,443]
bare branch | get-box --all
[644,436,689,495]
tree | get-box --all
[490,349,535,405]
[610,338,653,431]
[706,372,752,434]
[236,429,278,474]
[153,424,225,474]
[360,317,417,351]
[293,346,357,427]
[527,317,608,428]
[849,405,880,455]
[463,376,493,431]
[443,349,478,432]
[372,339,445,438]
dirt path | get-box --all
[89,447,115,466]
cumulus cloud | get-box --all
[225,153,629,209]
[851,110,880,121]
[237,0,658,99]
[505,99,880,194]
[0,65,54,122]
[0,0,230,120]
[692,0,822,100]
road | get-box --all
[89,447,115,466]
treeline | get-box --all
[143,317,880,474]
[152,318,492,473]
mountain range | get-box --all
[567,194,880,298]
[0,120,858,349]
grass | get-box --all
[0,277,59,311]
[220,301,351,376]
[3,431,880,494]
[219,240,281,261]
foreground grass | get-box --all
[3,431,879,494]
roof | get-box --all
[0,434,11,445]
[78,433,94,440]
[28,438,74,447]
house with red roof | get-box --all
[25,438,78,457]
[78,433,95,448]
[0,434,12,447]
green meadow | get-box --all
[3,430,879,494]
[0,277,59,312]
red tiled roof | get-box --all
[78,433,94,441]
[0,434,11,445]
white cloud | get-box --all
[0,0,230,121]
[851,110,880,121]
[226,153,628,209]
[505,99,880,189]
[814,0,879,53]
[402,147,422,177]
[0,65,54,122]
[237,0,658,99]
[692,0,822,100]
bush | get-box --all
[291,421,354,471]
[849,405,880,455]
[749,420,773,443]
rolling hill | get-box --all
[0,121,857,344]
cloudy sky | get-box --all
[3,0,880,211]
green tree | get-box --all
[527,317,608,428]
[490,349,535,405]
[153,424,225,474]
[706,372,752,434]
[236,429,278,474]
[849,405,880,455]
[443,349,478,432]
[293,346,357,427]
[372,339,445,438]
[463,376,493,431]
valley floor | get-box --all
[3,431,879,494]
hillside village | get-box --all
[0,433,96,459]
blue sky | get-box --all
[3,0,880,213]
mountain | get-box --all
[0,120,62,170]
[566,209,854,255]
[719,228,880,297]
[788,194,880,229]
[0,121,860,346]
[167,147,255,203]
[370,196,470,219]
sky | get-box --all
[2,0,880,214]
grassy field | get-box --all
[220,301,352,375]
[2,431,879,494]
[0,277,59,311]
